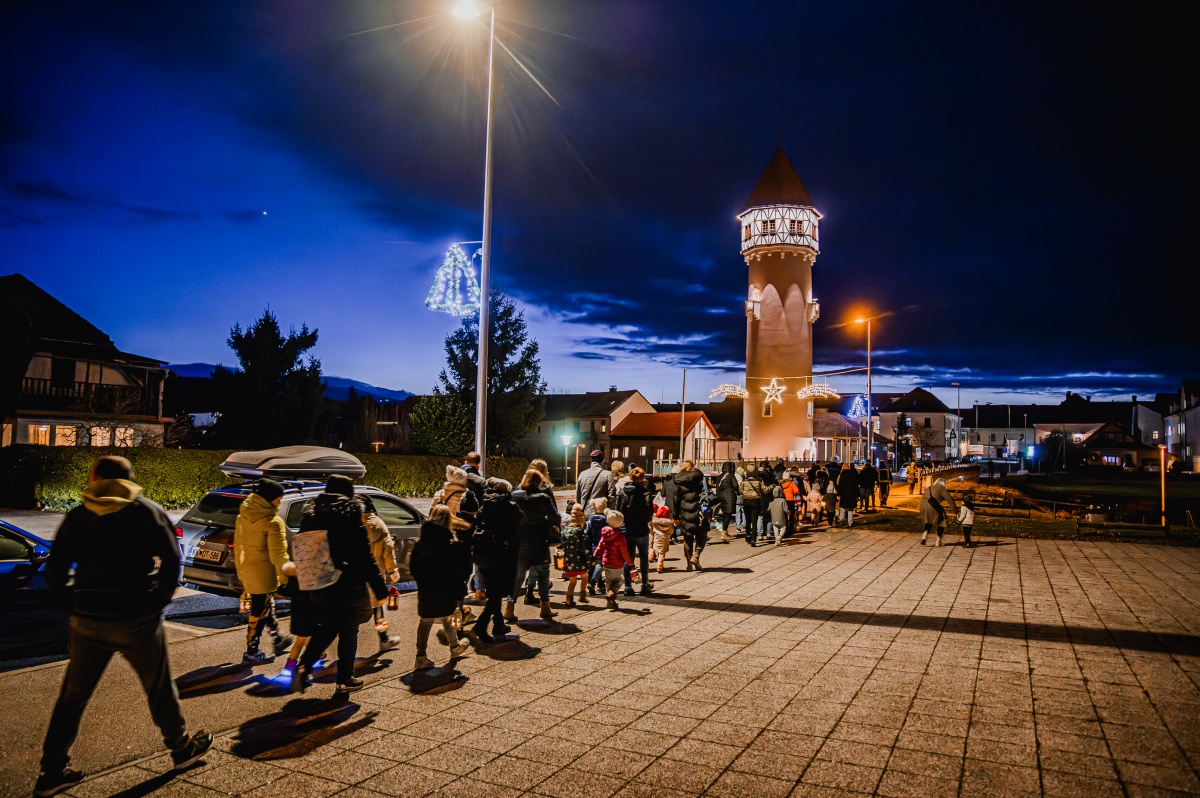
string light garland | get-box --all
[762,378,786,403]
[425,244,482,317]
[710,384,749,399]
[797,383,840,399]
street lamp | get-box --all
[561,434,573,487]
[951,381,961,458]
[854,316,875,465]
[1159,444,1167,527]
[454,0,496,473]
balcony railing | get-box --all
[20,378,157,417]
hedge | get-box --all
[0,446,529,511]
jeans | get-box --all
[879,483,890,505]
[510,553,550,603]
[42,612,187,772]
[301,615,362,685]
[623,535,650,590]
[743,503,762,544]
[735,505,745,531]
[246,593,280,651]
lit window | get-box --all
[761,219,776,235]
[115,427,135,447]
[27,424,50,446]
[54,426,77,446]
[639,447,647,456]
[657,449,664,460]
[788,218,803,235]
[90,426,111,447]
[807,401,814,419]
[623,447,630,458]
[1152,431,1160,440]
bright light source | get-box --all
[854,317,866,323]
[452,0,482,19]
[561,434,572,445]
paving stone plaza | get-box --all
[18,530,1200,798]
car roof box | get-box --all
[218,446,366,480]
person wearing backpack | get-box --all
[291,476,387,695]
[673,461,708,570]
[233,479,294,666]
[616,467,653,596]
[715,461,740,542]
[471,478,521,643]
[739,463,767,546]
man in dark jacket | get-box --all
[616,468,654,596]
[575,450,612,508]
[715,461,740,542]
[672,462,708,570]
[36,457,212,797]
[836,463,860,527]
[859,462,879,511]
[461,451,487,508]
[471,478,522,642]
[293,475,387,695]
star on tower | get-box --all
[763,378,786,404]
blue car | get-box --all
[0,519,68,668]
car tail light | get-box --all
[226,539,235,547]
[175,526,183,539]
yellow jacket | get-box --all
[233,493,289,594]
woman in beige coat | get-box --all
[362,497,401,652]
[233,480,293,665]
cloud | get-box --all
[2,179,86,204]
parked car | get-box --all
[179,481,424,595]
[0,519,68,665]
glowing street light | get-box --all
[452,0,482,19]
[854,316,878,464]
[561,434,573,486]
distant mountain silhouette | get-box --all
[166,363,412,403]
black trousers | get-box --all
[473,565,510,634]
[301,615,361,685]
[246,593,279,650]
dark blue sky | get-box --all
[2,1,1194,407]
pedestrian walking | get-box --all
[291,475,387,695]
[859,461,879,511]
[609,460,628,505]
[559,503,591,606]
[508,469,560,622]
[767,485,788,546]
[781,472,803,534]
[411,505,473,669]
[823,480,839,526]
[616,466,653,596]
[233,479,294,665]
[584,497,607,596]
[907,463,919,494]
[593,510,634,610]
[739,463,767,546]
[35,456,212,797]
[576,450,613,508]
[471,478,521,643]
[715,461,740,541]
[958,494,976,548]
[836,460,860,527]
[804,482,823,526]
[673,461,708,569]
[919,478,959,546]
[877,463,892,506]
[650,505,674,572]
[361,497,402,653]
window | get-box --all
[1102,455,1122,465]
[763,401,772,417]
[639,447,647,456]
[371,495,419,527]
[657,449,665,460]
[788,218,803,235]
[285,499,313,529]
[27,424,50,446]
[0,530,31,561]
[807,401,814,419]
[989,434,995,442]
[90,426,111,446]
[761,219,776,235]
[742,224,751,241]
[54,426,77,446]
[184,493,246,528]
[601,423,607,433]
[923,418,931,428]
[115,427,135,447]
[623,447,630,458]
[1152,431,1160,440]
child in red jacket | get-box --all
[593,509,634,610]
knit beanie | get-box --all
[253,479,284,503]
[604,509,624,529]
[654,504,671,519]
[569,505,586,526]
[590,497,608,516]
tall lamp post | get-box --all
[951,382,961,459]
[562,434,573,487]
[454,0,496,472]
[1159,444,1167,527]
[855,316,880,465]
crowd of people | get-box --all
[30,450,971,797]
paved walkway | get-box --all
[10,530,1200,797]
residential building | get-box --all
[876,388,959,462]
[611,411,721,473]
[509,389,654,478]
[1,274,169,448]
[1163,382,1200,471]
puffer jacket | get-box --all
[474,480,522,571]
[559,524,591,573]
[296,492,387,625]
[617,480,653,537]
[836,465,860,504]
[365,513,398,581]
[410,520,472,617]
[672,467,707,535]
[234,492,290,594]
[715,461,739,516]
[768,487,789,527]
[651,516,674,555]
[594,526,633,568]
[513,484,558,564]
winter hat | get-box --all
[604,509,625,529]
[485,477,512,492]
[325,474,355,498]
[589,497,608,516]
[630,466,645,482]
[253,479,284,503]
[569,504,586,526]
[445,465,467,486]
[654,504,671,519]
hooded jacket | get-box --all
[739,465,767,507]
[233,492,290,595]
[715,461,740,515]
[672,467,706,535]
[836,464,860,503]
[474,479,522,570]
[365,513,398,580]
[768,486,789,527]
[409,519,472,617]
[650,512,675,553]
[616,479,653,537]
[296,492,387,624]
[512,483,558,562]
[593,525,633,569]
[559,523,591,573]
[45,479,180,619]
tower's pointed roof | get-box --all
[742,147,815,211]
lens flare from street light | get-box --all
[452,0,482,19]
[854,317,866,324]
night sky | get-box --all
[2,1,1194,407]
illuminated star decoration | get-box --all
[425,244,482,317]
[797,383,840,399]
[762,378,786,404]
[710,383,749,399]
[848,395,868,418]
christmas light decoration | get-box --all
[710,383,749,399]
[762,378,786,404]
[848,395,868,418]
[425,244,482,317]
[797,383,840,399]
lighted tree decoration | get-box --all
[426,244,482,317]
[848,395,868,418]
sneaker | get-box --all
[474,631,496,645]
[586,583,596,595]
[492,621,511,636]
[449,640,471,658]
[271,634,294,656]
[639,587,653,597]
[414,655,435,670]
[335,678,365,694]
[474,589,486,602]
[33,768,84,797]
[623,587,636,597]
[171,731,214,770]
[378,635,401,653]
[242,649,275,666]
[290,664,311,693]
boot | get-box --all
[564,587,577,608]
[686,559,694,572]
[606,594,617,610]
[523,584,538,606]
[920,530,928,546]
[935,534,943,547]
[503,600,517,622]
[691,557,703,572]
[271,632,294,657]
[656,558,664,573]
[539,600,557,620]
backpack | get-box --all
[739,476,763,501]
[291,528,341,591]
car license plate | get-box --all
[189,547,223,564]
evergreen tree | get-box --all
[435,291,546,452]
[408,393,474,457]
[211,310,328,448]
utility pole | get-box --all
[678,369,687,462]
